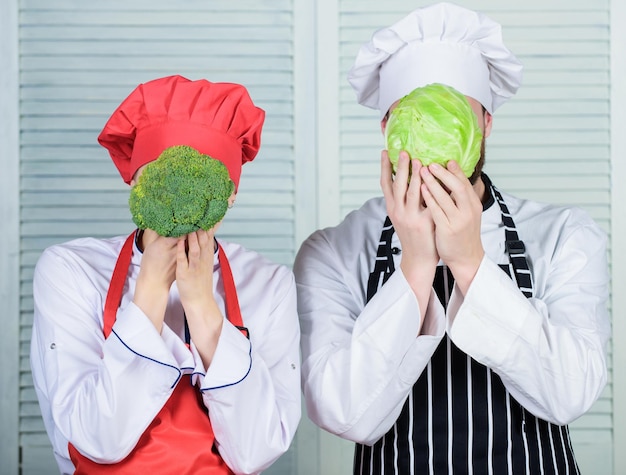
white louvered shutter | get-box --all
[337,0,612,473]
[18,1,297,473]
[12,0,617,473]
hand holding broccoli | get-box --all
[129,145,235,237]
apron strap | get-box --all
[103,231,136,339]
[103,232,245,339]
[489,184,534,298]
[216,241,244,329]
[366,216,397,303]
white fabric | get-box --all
[347,2,523,118]
[30,236,301,475]
[294,187,610,446]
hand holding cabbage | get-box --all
[385,83,483,178]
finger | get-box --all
[197,229,211,251]
[405,159,424,208]
[423,164,467,222]
[176,238,188,268]
[206,228,216,251]
[187,232,200,262]
[429,161,476,214]
[429,161,466,196]
[393,151,411,196]
[420,165,455,209]
[421,183,449,226]
[444,160,474,201]
[446,160,468,180]
[380,150,394,203]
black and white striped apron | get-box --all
[355,176,580,475]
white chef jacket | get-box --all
[294,189,610,446]
[30,234,301,475]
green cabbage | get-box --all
[385,83,483,177]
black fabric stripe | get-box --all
[371,437,382,474]
[502,215,516,228]
[412,376,430,473]
[490,369,510,475]
[525,412,542,474]
[431,338,449,473]
[563,426,581,475]
[551,424,566,473]
[451,341,470,473]
[537,419,556,475]
[510,401,527,475]
[366,217,396,303]
[499,263,512,277]
[510,258,530,272]
[504,228,517,240]
[353,443,363,475]
[382,422,396,474]
[516,274,533,289]
[380,394,412,474]
[393,400,410,474]
[433,266,454,309]
[471,358,491,474]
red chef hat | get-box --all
[98,75,265,189]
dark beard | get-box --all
[468,137,486,185]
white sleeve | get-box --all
[294,235,445,445]
[193,270,301,475]
[30,248,194,464]
[447,223,610,425]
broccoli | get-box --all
[129,145,235,237]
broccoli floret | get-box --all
[129,145,235,237]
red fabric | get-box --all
[217,243,242,327]
[69,376,234,475]
[101,231,135,338]
[69,234,243,474]
[98,75,265,188]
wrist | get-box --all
[135,270,172,294]
[400,258,438,321]
[447,252,484,295]
[186,306,223,368]
[134,272,174,328]
[132,289,169,332]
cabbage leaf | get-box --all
[385,83,483,177]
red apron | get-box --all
[69,231,243,474]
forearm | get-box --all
[132,275,169,333]
[448,256,610,424]
[400,257,438,325]
[185,299,224,369]
[300,273,445,444]
[39,304,191,462]
[303,333,443,445]
[198,318,301,473]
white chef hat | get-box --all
[348,2,523,119]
